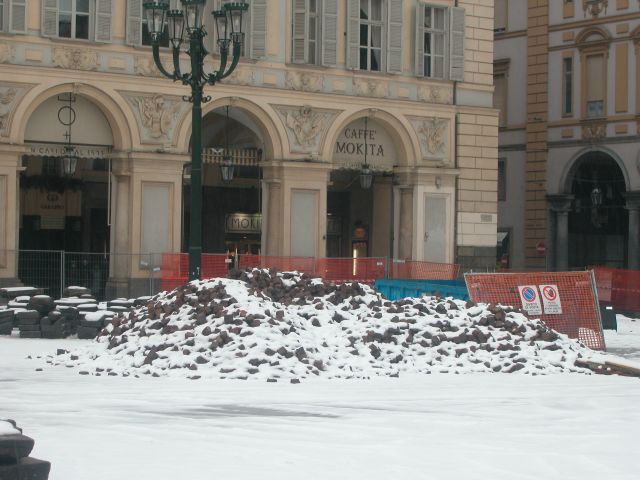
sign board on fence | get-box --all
[539,284,562,314]
[517,285,542,316]
[464,271,605,350]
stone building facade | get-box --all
[495,0,640,270]
[0,0,498,292]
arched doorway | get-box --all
[566,150,627,268]
[19,92,113,295]
[184,105,264,256]
[328,116,395,258]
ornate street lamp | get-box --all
[57,93,79,177]
[144,0,247,280]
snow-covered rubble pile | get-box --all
[46,269,600,380]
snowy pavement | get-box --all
[1,332,640,480]
[604,315,640,362]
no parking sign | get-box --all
[517,285,542,316]
[539,284,563,314]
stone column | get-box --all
[624,191,640,270]
[110,158,132,287]
[265,179,282,256]
[0,147,24,286]
[547,194,574,272]
[398,185,414,260]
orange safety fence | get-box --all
[238,255,316,276]
[592,266,640,313]
[316,257,387,285]
[389,259,460,280]
[160,253,230,292]
[464,271,605,350]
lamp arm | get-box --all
[218,41,241,80]
[152,43,179,80]
[205,40,229,84]
[172,46,184,80]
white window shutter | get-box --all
[449,6,465,81]
[387,0,403,73]
[9,0,27,33]
[126,0,143,46]
[346,0,360,70]
[321,0,338,67]
[250,0,267,59]
[414,4,424,76]
[292,0,308,63]
[41,0,58,37]
[95,0,113,43]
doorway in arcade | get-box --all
[328,117,394,259]
[18,93,113,297]
[183,106,264,258]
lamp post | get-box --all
[143,0,247,281]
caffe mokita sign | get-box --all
[333,118,395,170]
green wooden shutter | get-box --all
[250,0,267,59]
[346,0,360,70]
[126,0,143,46]
[449,6,465,81]
[41,0,58,37]
[95,0,113,43]
[9,0,27,33]
[387,0,403,73]
[414,3,424,76]
[292,0,308,64]
[321,0,338,67]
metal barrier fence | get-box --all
[592,266,640,313]
[3,250,164,301]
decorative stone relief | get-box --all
[0,83,32,137]
[582,0,608,17]
[52,48,98,71]
[418,85,453,105]
[135,56,163,77]
[0,44,13,64]
[582,122,606,143]
[409,116,450,163]
[273,105,339,154]
[123,93,189,144]
[353,78,388,98]
[285,71,323,93]
[225,67,254,86]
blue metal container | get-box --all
[375,279,470,301]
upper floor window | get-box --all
[415,4,465,81]
[585,54,605,118]
[359,0,384,71]
[493,73,507,127]
[291,0,338,66]
[562,56,573,116]
[42,0,111,42]
[0,0,27,34]
[422,6,446,78]
[346,0,402,73]
[494,0,507,33]
[59,0,90,39]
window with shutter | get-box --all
[42,0,59,37]
[493,73,507,127]
[8,0,27,33]
[321,0,337,66]
[585,54,605,118]
[250,0,267,59]
[386,0,403,73]
[126,0,142,45]
[449,6,465,81]
[291,0,308,63]
[58,0,91,40]
[421,5,446,79]
[95,0,112,42]
[494,0,507,33]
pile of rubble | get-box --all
[0,419,50,479]
[0,286,145,339]
[45,270,607,380]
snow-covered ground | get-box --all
[2,326,640,480]
[604,314,640,361]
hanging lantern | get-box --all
[181,0,205,33]
[591,186,603,207]
[166,9,185,48]
[220,156,234,183]
[60,145,79,177]
[143,0,169,41]
[360,164,373,189]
